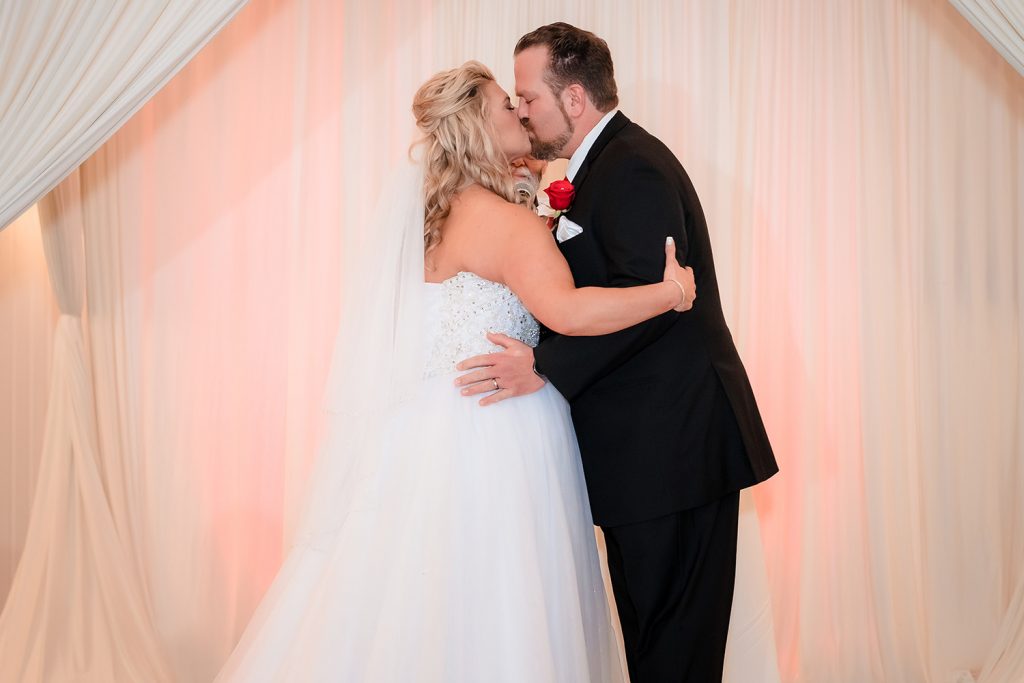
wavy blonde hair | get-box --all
[412,61,520,260]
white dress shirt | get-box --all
[565,108,620,182]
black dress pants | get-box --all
[601,491,740,683]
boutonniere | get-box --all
[538,178,575,230]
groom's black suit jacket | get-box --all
[534,112,778,527]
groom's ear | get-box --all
[563,83,588,119]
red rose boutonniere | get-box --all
[538,178,575,230]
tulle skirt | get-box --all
[215,372,625,682]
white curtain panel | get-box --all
[0,0,250,232]
[0,206,56,607]
[0,0,1022,681]
[0,1,251,680]
[0,171,175,681]
[950,0,1024,76]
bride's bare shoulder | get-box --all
[454,185,544,234]
[445,186,552,280]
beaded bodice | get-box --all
[423,272,540,378]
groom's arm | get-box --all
[536,157,691,400]
[455,154,692,405]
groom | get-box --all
[457,23,778,682]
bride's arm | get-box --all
[496,206,694,336]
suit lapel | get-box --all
[569,111,630,193]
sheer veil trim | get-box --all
[292,154,426,549]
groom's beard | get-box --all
[528,106,574,161]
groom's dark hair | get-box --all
[515,23,619,112]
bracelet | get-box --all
[667,278,686,307]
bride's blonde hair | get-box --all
[412,61,519,259]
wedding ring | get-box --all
[492,378,500,391]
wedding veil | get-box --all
[292,153,427,549]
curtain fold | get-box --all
[0,206,56,600]
[0,170,173,682]
[0,0,250,232]
[0,2,252,679]
[979,572,1024,681]
[949,1,1024,76]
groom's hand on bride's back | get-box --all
[454,333,545,406]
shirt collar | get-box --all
[566,108,619,182]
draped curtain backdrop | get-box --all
[949,0,1024,76]
[0,2,250,680]
[1,0,1022,681]
[0,0,250,231]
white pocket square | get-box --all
[555,216,584,243]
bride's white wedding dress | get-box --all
[216,271,625,682]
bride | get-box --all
[215,61,695,682]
